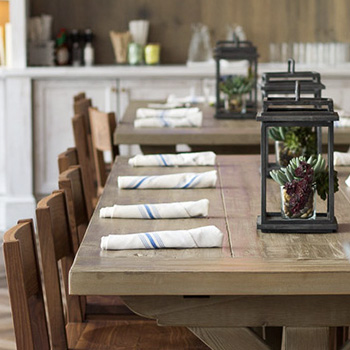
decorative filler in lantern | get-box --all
[257,81,338,233]
[214,39,258,119]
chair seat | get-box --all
[86,296,141,320]
[67,320,210,350]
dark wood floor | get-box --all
[0,242,16,350]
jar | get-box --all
[275,141,301,167]
[281,184,316,220]
[128,43,143,65]
[144,44,160,65]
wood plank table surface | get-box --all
[114,101,350,154]
[70,155,350,350]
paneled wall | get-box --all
[30,0,350,64]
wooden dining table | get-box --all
[114,101,350,154]
[69,154,350,350]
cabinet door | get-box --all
[34,79,117,196]
[118,79,202,119]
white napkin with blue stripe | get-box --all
[334,151,350,166]
[136,107,199,118]
[128,152,216,167]
[134,112,202,128]
[100,199,209,219]
[346,175,350,187]
[118,170,217,189]
[100,225,223,250]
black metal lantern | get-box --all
[214,39,258,119]
[262,59,326,174]
[261,59,325,99]
[257,82,338,233]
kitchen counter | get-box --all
[1,63,350,79]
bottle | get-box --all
[71,29,82,66]
[84,29,94,66]
[56,28,70,66]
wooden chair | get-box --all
[72,113,97,218]
[74,92,86,102]
[58,165,87,253]
[58,166,136,319]
[58,147,79,174]
[73,95,96,176]
[3,219,50,350]
[35,190,209,349]
[89,107,119,195]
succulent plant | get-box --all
[270,154,339,201]
[268,126,317,159]
[219,75,253,97]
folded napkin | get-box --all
[118,170,217,189]
[147,102,182,109]
[100,225,224,250]
[334,151,350,166]
[134,112,202,128]
[167,94,216,106]
[346,175,350,187]
[136,107,199,118]
[100,199,209,219]
[128,151,216,167]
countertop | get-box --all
[1,63,350,79]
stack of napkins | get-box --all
[118,170,217,189]
[128,151,216,167]
[100,199,209,219]
[100,225,223,250]
[334,151,350,166]
[134,107,202,128]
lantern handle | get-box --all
[288,58,295,73]
[233,33,239,47]
[295,81,300,101]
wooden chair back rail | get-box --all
[74,96,98,186]
[89,107,118,191]
[3,219,50,350]
[36,191,83,349]
[73,92,86,102]
[72,113,96,218]
[59,165,88,254]
[58,147,79,174]
[74,97,92,134]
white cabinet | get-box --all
[33,79,117,196]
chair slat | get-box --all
[3,219,50,350]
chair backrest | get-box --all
[73,95,97,189]
[72,113,96,218]
[3,219,50,350]
[89,107,118,190]
[59,165,88,253]
[74,97,92,134]
[36,190,83,350]
[73,92,86,102]
[58,147,79,174]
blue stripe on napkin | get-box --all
[144,204,155,219]
[182,174,199,188]
[145,233,159,249]
[159,154,168,166]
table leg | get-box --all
[189,327,272,350]
[284,327,329,350]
